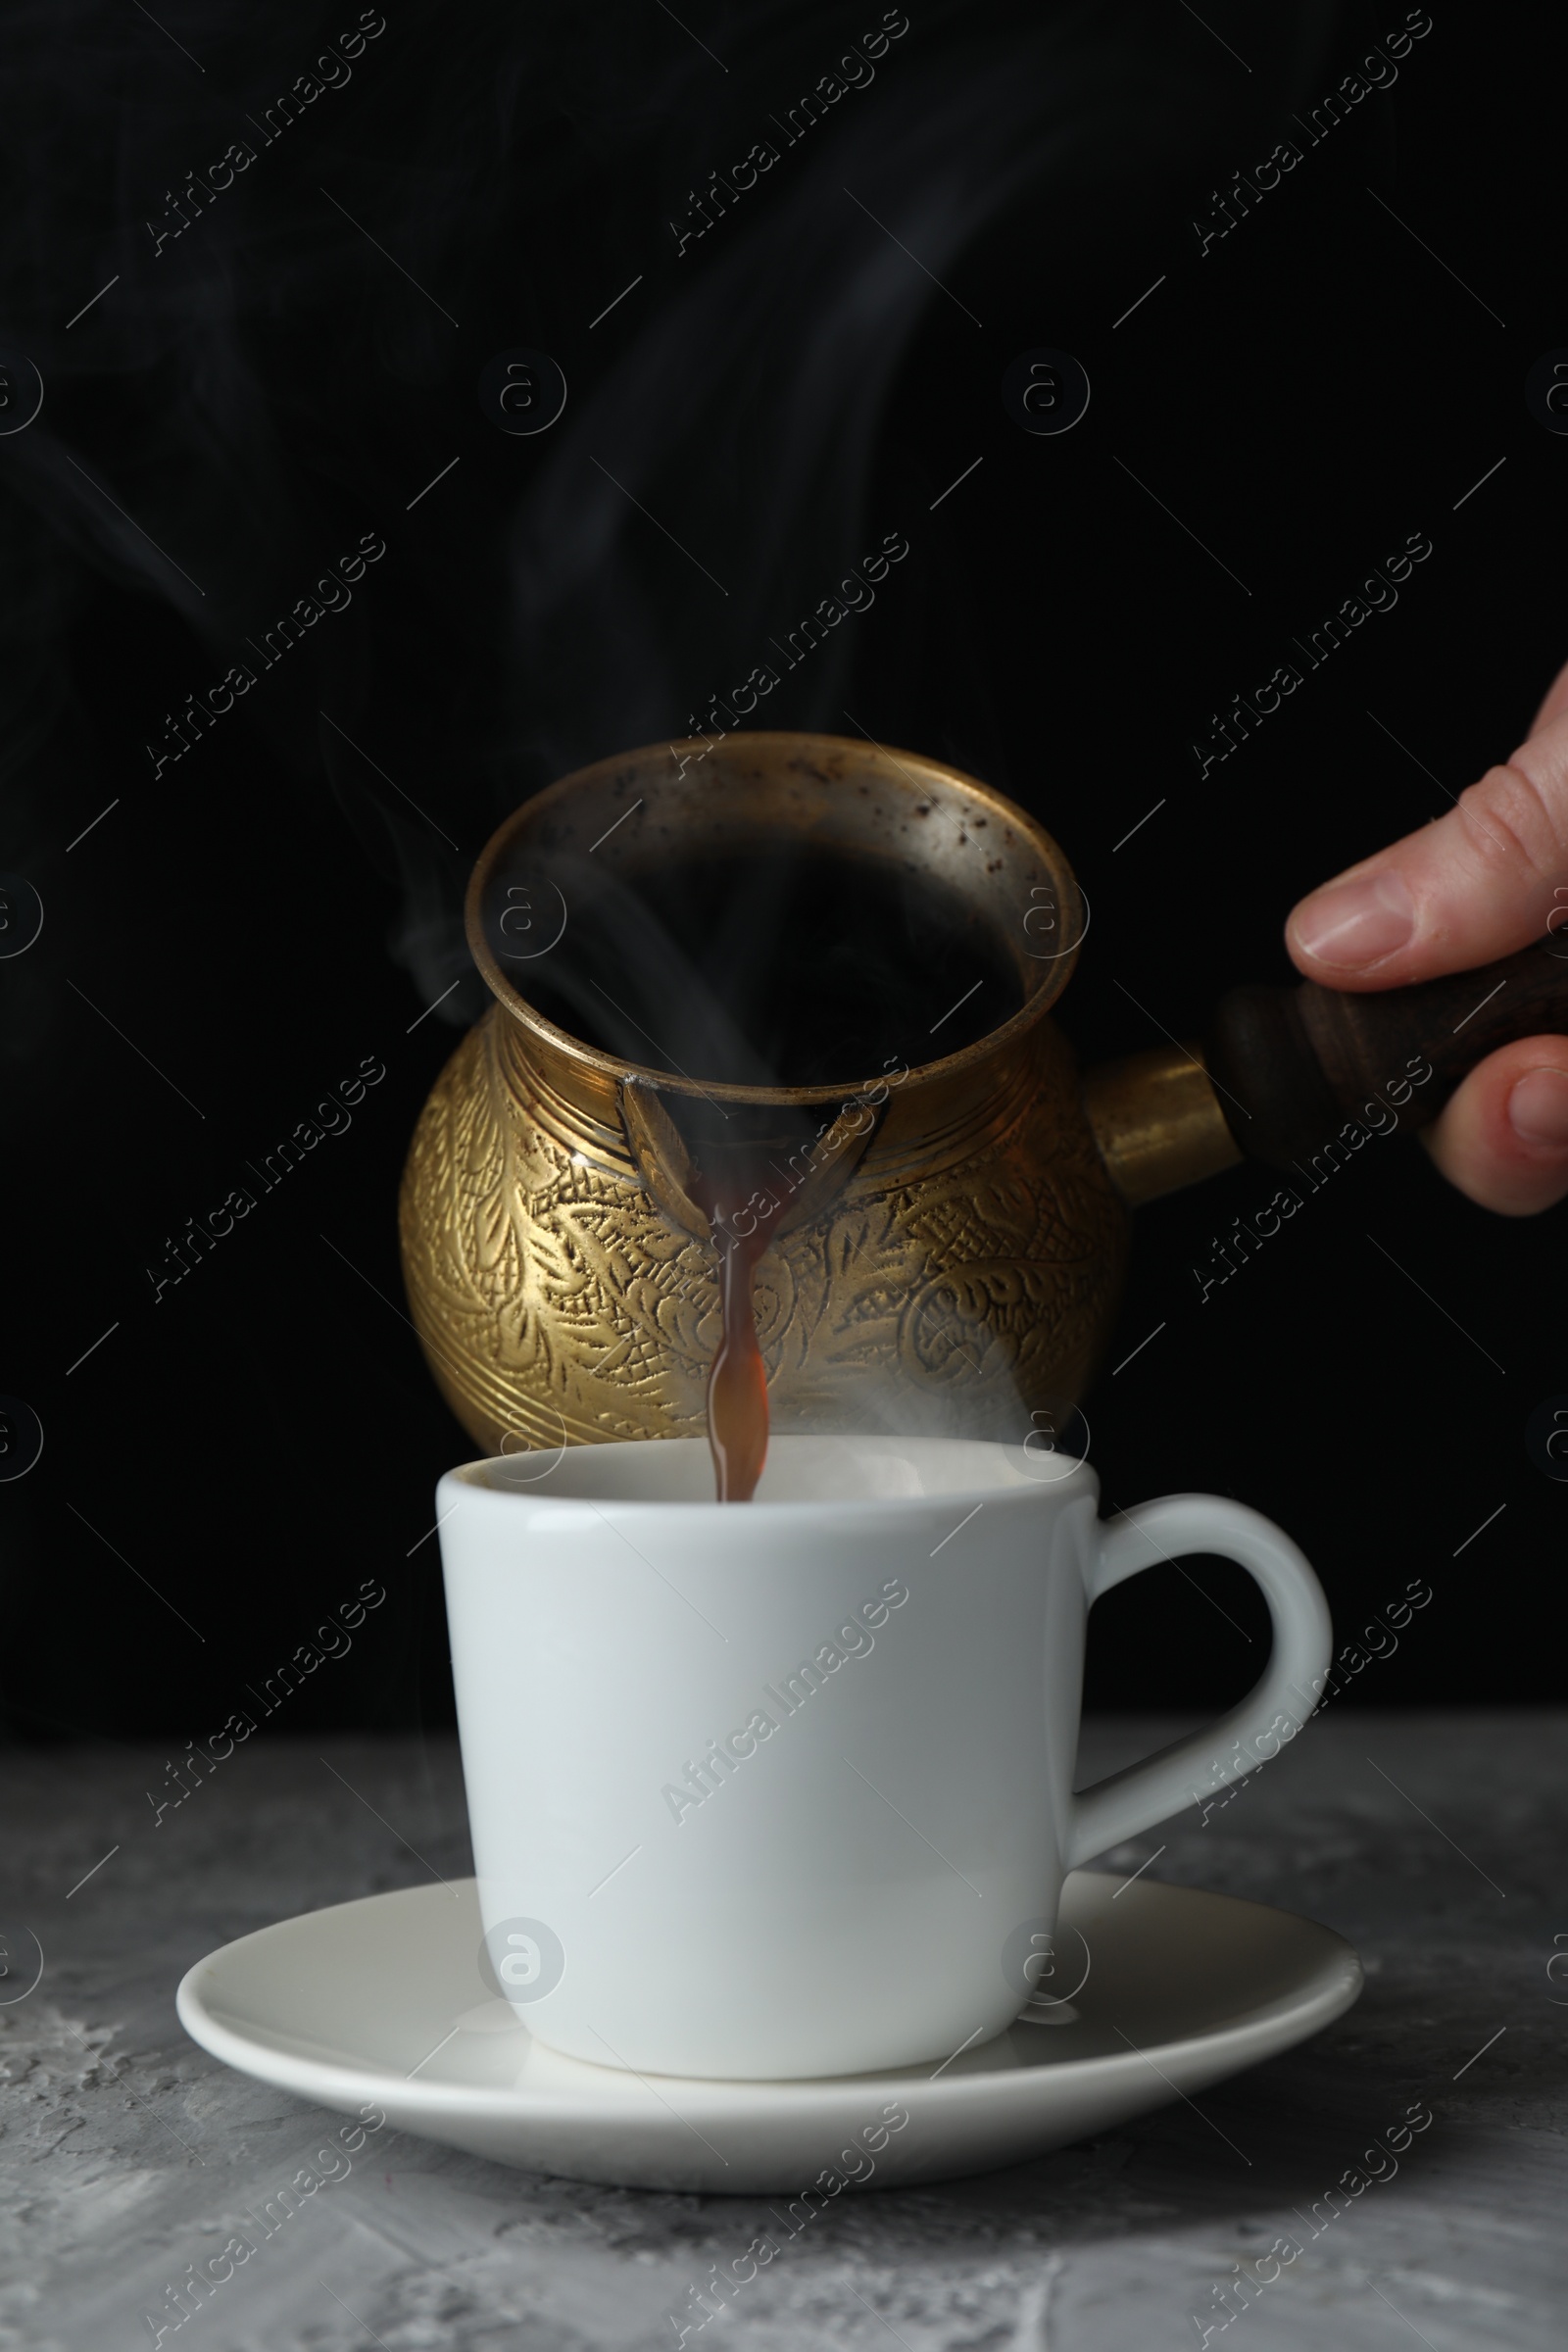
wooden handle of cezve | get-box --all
[1203,935,1568,1170]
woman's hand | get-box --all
[1285,660,1568,1215]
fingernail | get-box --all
[1507,1068,1568,1150]
[1291,871,1414,970]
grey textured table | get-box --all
[2,1712,1563,2350]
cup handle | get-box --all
[1065,1494,1333,1870]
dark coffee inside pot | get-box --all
[493,843,1025,1501]
[513,846,1022,1089]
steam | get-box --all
[2,0,1342,1043]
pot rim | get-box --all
[463,730,1083,1106]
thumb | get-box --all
[1286,689,1568,988]
[1528,650,1568,737]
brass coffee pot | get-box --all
[400,732,1564,1452]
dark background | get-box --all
[1,0,1563,1742]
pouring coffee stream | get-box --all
[691,1165,772,1503]
[398,733,1568,1475]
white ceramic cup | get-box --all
[436,1435,1331,2082]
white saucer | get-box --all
[176,1872,1360,2193]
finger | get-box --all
[1421,1035,1568,1216]
[1529,654,1568,737]
[1285,708,1568,990]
